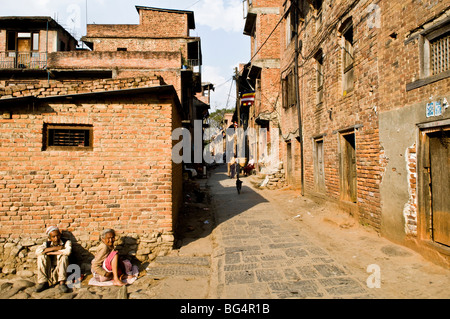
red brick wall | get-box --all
[277,0,383,228]
[0,30,6,52]
[82,37,189,54]
[0,77,182,264]
[86,10,190,39]
[48,51,181,71]
[139,9,189,37]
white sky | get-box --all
[1,0,251,111]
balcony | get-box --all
[0,52,47,70]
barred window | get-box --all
[44,124,93,151]
[430,31,450,76]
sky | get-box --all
[1,0,251,111]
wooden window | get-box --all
[32,33,40,51]
[44,124,93,151]
[315,50,324,105]
[430,31,450,76]
[7,31,16,51]
[282,70,296,108]
[342,23,354,95]
[314,0,323,30]
[6,31,40,51]
[418,21,450,80]
[285,5,297,45]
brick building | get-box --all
[240,0,450,266]
[0,6,209,273]
[0,17,78,85]
[240,0,284,185]
[0,6,203,126]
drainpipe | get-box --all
[293,0,305,196]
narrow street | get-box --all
[206,165,450,298]
[146,164,450,299]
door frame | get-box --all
[417,120,450,250]
[286,141,293,185]
[313,136,326,193]
[338,129,357,203]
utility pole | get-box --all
[293,0,305,196]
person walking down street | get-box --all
[35,226,72,293]
[91,229,133,287]
[229,156,237,179]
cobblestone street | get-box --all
[208,167,373,298]
[207,165,450,299]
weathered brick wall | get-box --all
[278,0,383,228]
[0,30,6,52]
[377,0,450,248]
[81,37,189,54]
[0,76,182,274]
[257,68,281,115]
[48,51,181,71]
[140,9,189,38]
[252,9,282,61]
[86,10,190,40]
[247,0,284,181]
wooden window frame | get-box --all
[282,70,296,109]
[314,0,323,31]
[421,24,450,78]
[406,19,450,91]
[43,124,93,151]
[313,136,326,193]
[315,50,324,106]
[340,20,354,95]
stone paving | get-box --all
[208,165,373,298]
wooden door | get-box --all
[286,142,293,185]
[341,132,357,202]
[17,38,31,51]
[430,130,450,246]
[315,139,326,192]
[17,38,31,68]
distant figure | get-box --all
[35,226,72,293]
[229,156,237,179]
[244,158,255,176]
[236,177,243,194]
[91,229,133,287]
